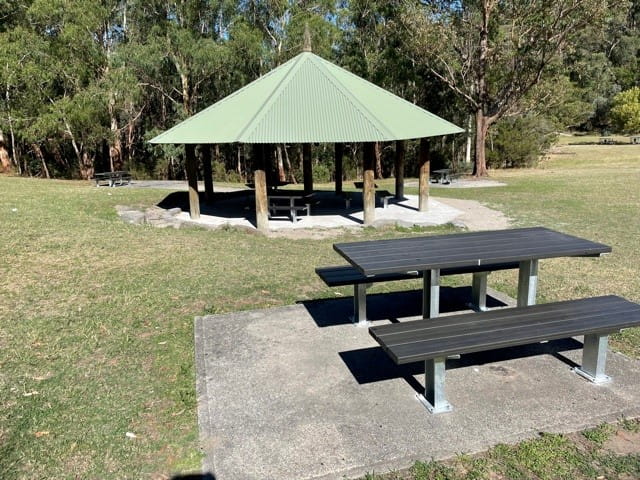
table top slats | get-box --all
[334,227,611,275]
[369,296,640,364]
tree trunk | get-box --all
[32,143,50,178]
[108,95,122,171]
[80,151,94,180]
[374,142,383,179]
[473,109,490,177]
[0,131,10,173]
[283,144,296,183]
[465,115,473,164]
[276,144,286,182]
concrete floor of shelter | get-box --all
[194,287,640,480]
[156,189,466,231]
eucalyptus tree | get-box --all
[403,0,613,176]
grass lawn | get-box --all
[0,139,639,479]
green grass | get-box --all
[1,140,639,478]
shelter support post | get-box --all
[422,268,440,319]
[185,144,200,219]
[417,358,452,414]
[395,140,405,200]
[362,142,376,225]
[575,334,611,384]
[201,144,214,203]
[517,259,538,307]
[303,143,313,195]
[418,138,430,212]
[334,142,344,195]
[252,144,269,232]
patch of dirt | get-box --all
[267,226,360,240]
[434,197,511,231]
[603,429,640,455]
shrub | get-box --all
[486,115,557,169]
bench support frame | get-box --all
[574,333,611,384]
[417,358,452,413]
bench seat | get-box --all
[369,295,640,413]
[316,262,519,324]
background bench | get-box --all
[369,295,640,413]
[93,171,132,187]
[316,262,519,325]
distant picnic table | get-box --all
[93,171,132,187]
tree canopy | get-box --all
[1,0,639,179]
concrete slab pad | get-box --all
[195,289,640,480]
[178,194,464,232]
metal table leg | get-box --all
[574,334,611,383]
[422,269,440,319]
[417,357,452,413]
[517,259,539,307]
[352,284,370,327]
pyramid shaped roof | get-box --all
[150,51,463,144]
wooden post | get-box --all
[418,138,430,212]
[334,142,344,194]
[303,143,313,194]
[252,144,269,232]
[363,142,376,226]
[185,144,200,219]
[201,144,214,203]
[394,140,405,200]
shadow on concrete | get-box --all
[155,189,401,227]
[171,473,216,480]
[339,338,583,395]
[300,286,509,328]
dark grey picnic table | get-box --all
[333,227,611,318]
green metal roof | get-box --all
[150,51,463,144]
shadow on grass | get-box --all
[339,338,583,395]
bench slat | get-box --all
[315,262,519,287]
[370,296,640,364]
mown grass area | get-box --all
[0,139,639,478]
[365,419,640,480]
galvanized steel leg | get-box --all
[417,357,452,413]
[352,284,370,327]
[574,334,611,384]
[471,272,488,311]
[422,269,440,319]
[517,259,539,307]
